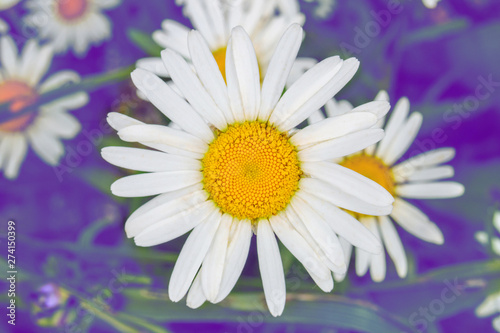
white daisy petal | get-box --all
[202,214,233,302]
[33,112,81,139]
[41,92,89,111]
[154,20,190,58]
[298,191,382,254]
[333,237,353,282]
[259,24,303,121]
[396,182,465,199]
[493,315,500,331]
[284,206,340,273]
[125,185,206,238]
[110,170,202,198]
[291,195,346,271]
[355,247,371,276]
[291,112,378,148]
[39,70,81,93]
[102,146,201,172]
[378,215,408,278]
[270,56,342,127]
[475,294,500,317]
[186,273,206,309]
[392,148,456,179]
[28,44,53,86]
[188,30,233,126]
[365,217,386,282]
[1,36,19,77]
[4,134,27,179]
[298,128,384,161]
[257,219,286,317]
[117,124,207,156]
[351,100,391,120]
[106,113,201,158]
[300,178,393,216]
[135,200,216,247]
[324,99,353,117]
[404,165,454,183]
[226,26,261,121]
[382,112,423,165]
[493,211,500,234]
[271,57,359,131]
[302,161,394,206]
[375,90,389,102]
[391,198,444,244]
[286,57,317,87]
[27,131,64,166]
[270,214,330,280]
[136,57,169,77]
[307,110,325,125]
[224,36,244,122]
[131,68,214,143]
[214,220,253,303]
[168,209,222,302]
[161,48,228,131]
[183,0,220,49]
[376,97,410,159]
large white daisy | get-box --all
[475,210,500,332]
[0,35,88,179]
[309,92,465,282]
[102,24,395,316]
[24,0,120,56]
[137,0,305,85]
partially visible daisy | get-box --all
[24,0,120,56]
[137,0,305,85]
[475,210,500,332]
[422,0,441,9]
[0,0,20,10]
[103,24,394,316]
[309,91,464,282]
[0,34,88,179]
[475,210,500,255]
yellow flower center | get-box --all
[0,80,38,132]
[202,121,302,220]
[57,0,88,21]
[340,154,395,196]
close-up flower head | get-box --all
[0,0,499,332]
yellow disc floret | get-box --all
[340,154,395,196]
[202,122,302,220]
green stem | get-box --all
[0,65,134,123]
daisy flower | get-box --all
[137,0,305,85]
[309,91,464,282]
[475,210,500,332]
[102,24,395,316]
[0,34,88,179]
[24,0,120,56]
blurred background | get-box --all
[1,0,500,332]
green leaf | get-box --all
[121,288,418,333]
[127,29,163,57]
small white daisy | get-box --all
[309,91,465,282]
[475,210,500,332]
[102,24,395,316]
[137,0,305,85]
[24,0,120,56]
[0,34,88,179]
